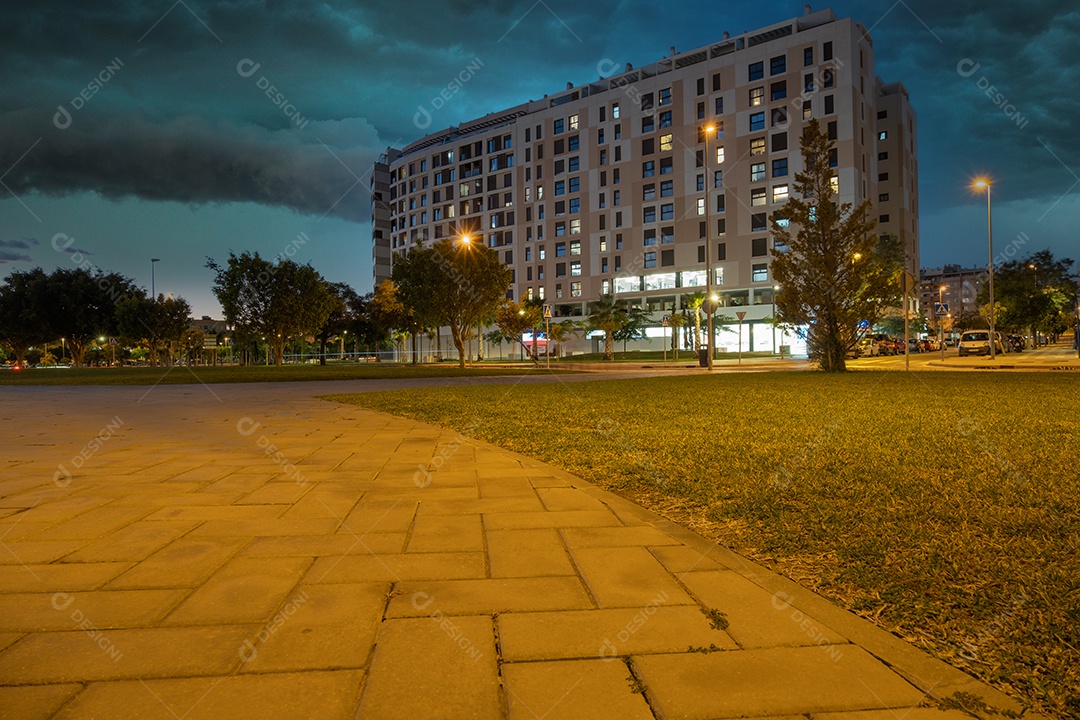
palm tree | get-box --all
[684,292,705,351]
[587,294,625,361]
[547,319,582,360]
[668,312,687,360]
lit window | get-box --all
[570,219,581,234]
[750,138,766,155]
[878,131,888,140]
[716,146,725,164]
[751,188,767,206]
[752,263,769,282]
[750,87,764,106]
[751,163,766,182]
[660,134,673,151]
[830,176,839,194]
[612,102,620,119]
[571,282,582,297]
[570,241,581,255]
[772,185,789,203]
[697,198,705,215]
[569,114,579,130]
[571,261,581,276]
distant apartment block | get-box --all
[371,6,918,353]
[920,265,987,328]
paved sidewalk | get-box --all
[0,380,1042,719]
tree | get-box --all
[613,304,651,355]
[116,294,191,367]
[770,119,902,372]
[978,249,1075,339]
[392,240,512,368]
[315,282,359,365]
[29,267,138,367]
[587,294,626,361]
[668,312,687,359]
[180,328,205,365]
[0,267,47,365]
[495,298,540,364]
[683,292,705,351]
[369,280,414,361]
[547,320,581,359]
[207,252,335,366]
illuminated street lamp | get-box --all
[703,123,716,371]
[972,178,995,358]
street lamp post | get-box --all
[939,285,947,361]
[703,123,715,371]
[151,258,160,300]
[972,178,995,358]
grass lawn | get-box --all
[0,362,548,386]
[327,372,1080,719]
[560,349,775,363]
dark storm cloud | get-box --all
[0,109,382,222]
[0,238,40,250]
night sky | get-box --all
[1,0,1076,317]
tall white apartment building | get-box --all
[371,6,918,354]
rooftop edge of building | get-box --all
[394,6,850,160]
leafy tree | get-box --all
[613,304,651,355]
[314,282,359,365]
[495,298,540,364]
[369,280,414,361]
[952,310,986,334]
[29,268,138,367]
[0,267,47,365]
[978,249,1076,338]
[180,327,205,365]
[770,119,902,372]
[207,252,335,366]
[392,240,511,368]
[587,294,626,361]
[116,294,191,367]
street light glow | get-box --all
[459,233,471,245]
[972,177,991,190]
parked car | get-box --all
[856,336,880,357]
[958,331,993,357]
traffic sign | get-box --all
[736,311,747,321]
[542,304,552,319]
[934,302,949,316]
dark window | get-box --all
[750,112,765,131]
[748,61,764,81]
[696,77,705,95]
[717,242,726,261]
[879,172,889,181]
[715,97,724,115]
[716,218,726,236]
[823,41,833,61]
[770,55,786,75]
[661,249,675,266]
[771,108,787,127]
[824,95,834,114]
[770,81,787,101]
[772,158,788,177]
[827,121,837,141]
[804,47,813,66]
[877,110,887,119]
[772,132,787,152]
[712,72,722,92]
[752,237,768,255]
[698,245,706,262]
[880,214,890,223]
[642,138,655,155]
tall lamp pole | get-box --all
[972,179,994,358]
[151,258,161,300]
[703,123,716,371]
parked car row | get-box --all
[957,330,1024,357]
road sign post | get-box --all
[543,305,552,369]
[736,311,747,365]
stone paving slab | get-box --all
[0,381,1040,719]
